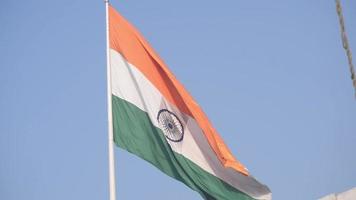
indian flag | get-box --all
[108,4,271,200]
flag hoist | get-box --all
[105,1,271,199]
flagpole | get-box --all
[105,0,117,200]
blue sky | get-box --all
[0,0,355,200]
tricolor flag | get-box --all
[108,4,271,200]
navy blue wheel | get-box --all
[157,109,184,142]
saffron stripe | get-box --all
[110,49,271,200]
[109,5,249,174]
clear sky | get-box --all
[1,0,355,200]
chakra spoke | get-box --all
[157,109,184,142]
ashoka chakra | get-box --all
[157,109,184,142]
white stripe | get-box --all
[110,49,271,200]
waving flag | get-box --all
[108,4,271,200]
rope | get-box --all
[335,0,356,98]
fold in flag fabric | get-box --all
[109,4,271,200]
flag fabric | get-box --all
[108,5,271,200]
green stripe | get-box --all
[112,95,256,200]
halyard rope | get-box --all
[335,0,356,98]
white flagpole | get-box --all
[105,0,117,200]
